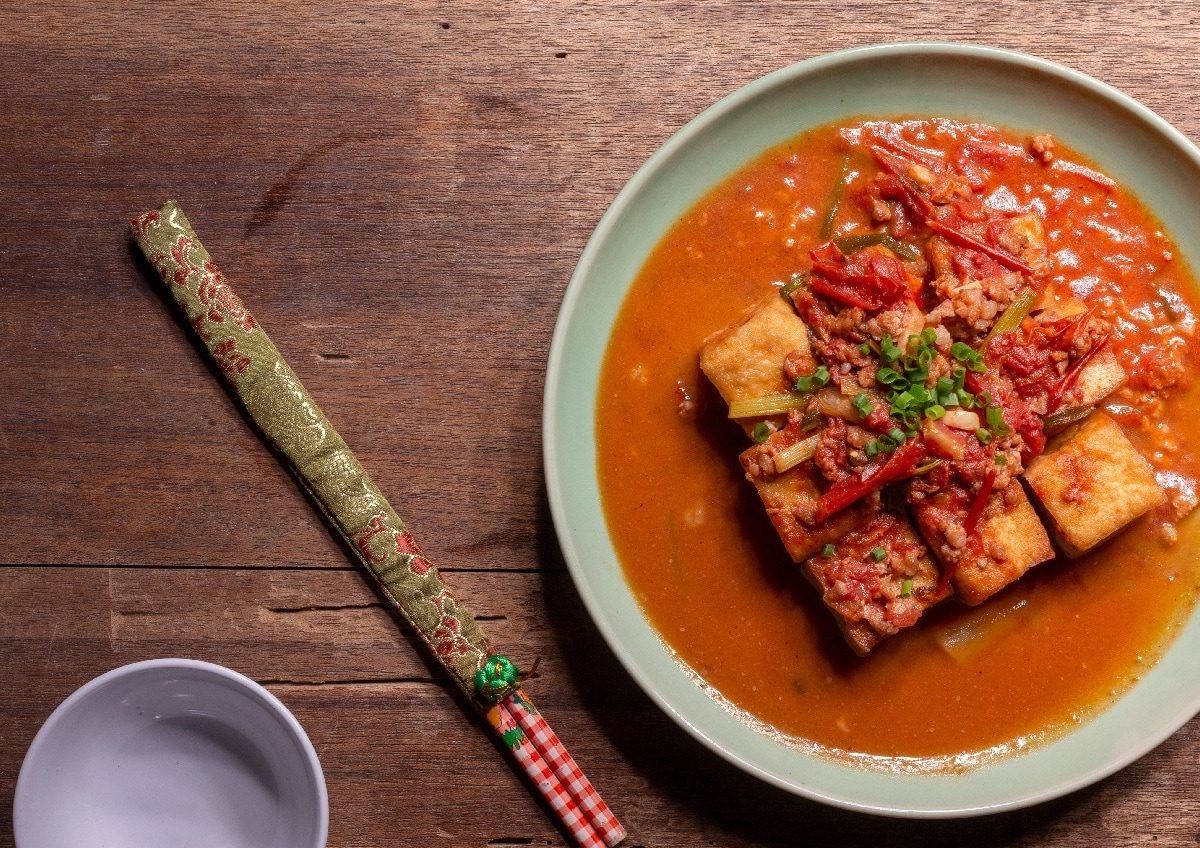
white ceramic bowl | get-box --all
[544,42,1200,815]
[13,658,328,848]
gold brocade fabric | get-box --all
[131,201,491,696]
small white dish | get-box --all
[13,658,328,848]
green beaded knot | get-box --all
[474,654,520,703]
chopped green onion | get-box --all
[852,393,874,417]
[936,376,954,396]
[887,427,907,444]
[819,156,851,240]
[834,230,887,254]
[925,404,946,420]
[900,578,913,598]
[877,367,903,385]
[985,405,1012,436]
[1044,404,1094,434]
[752,421,771,444]
[892,390,914,411]
[728,393,807,419]
[986,286,1038,340]
[959,390,976,409]
[779,271,811,300]
[920,327,937,346]
[859,341,872,356]
[794,364,830,393]
[995,454,1008,466]
[822,543,836,558]
[773,434,822,474]
[865,440,879,458]
[951,341,986,373]
[869,547,887,562]
[882,235,921,261]
[880,335,902,363]
[976,428,993,444]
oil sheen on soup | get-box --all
[596,118,1200,769]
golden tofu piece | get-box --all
[700,294,813,434]
[1024,412,1163,557]
[743,460,871,563]
[739,438,869,562]
[802,511,949,656]
[1060,346,1126,409]
[911,481,1054,606]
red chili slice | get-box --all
[813,439,926,523]
[925,219,1035,276]
[1047,332,1112,412]
[963,467,997,537]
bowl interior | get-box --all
[14,659,328,848]
[544,42,1200,816]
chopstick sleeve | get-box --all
[130,200,491,697]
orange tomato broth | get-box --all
[596,118,1200,768]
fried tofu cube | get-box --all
[803,511,949,655]
[1024,412,1163,557]
[700,294,814,434]
[911,481,1055,606]
[739,439,870,562]
[1059,346,1126,409]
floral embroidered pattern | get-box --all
[427,590,478,660]
[211,338,252,383]
[351,514,434,576]
[150,234,257,339]
[130,210,159,243]
[130,201,494,698]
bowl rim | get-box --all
[13,657,330,848]
[543,40,1200,817]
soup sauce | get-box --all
[596,118,1200,768]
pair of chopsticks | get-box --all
[489,692,624,847]
[130,201,625,847]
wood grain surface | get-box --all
[2,3,1199,846]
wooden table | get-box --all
[3,4,1199,846]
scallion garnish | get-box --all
[822,543,836,558]
[900,578,913,598]
[794,365,831,393]
[869,547,887,562]
[779,271,811,299]
[995,454,1008,466]
[852,393,873,417]
[925,404,946,420]
[950,341,986,372]
[728,393,808,419]
[985,405,1012,436]
[976,427,993,444]
[880,334,903,363]
[752,421,771,444]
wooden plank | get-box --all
[2,565,1199,847]
[4,2,1200,846]
[3,4,1200,568]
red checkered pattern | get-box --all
[507,693,627,847]
[491,702,607,848]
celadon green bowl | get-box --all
[543,42,1200,816]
